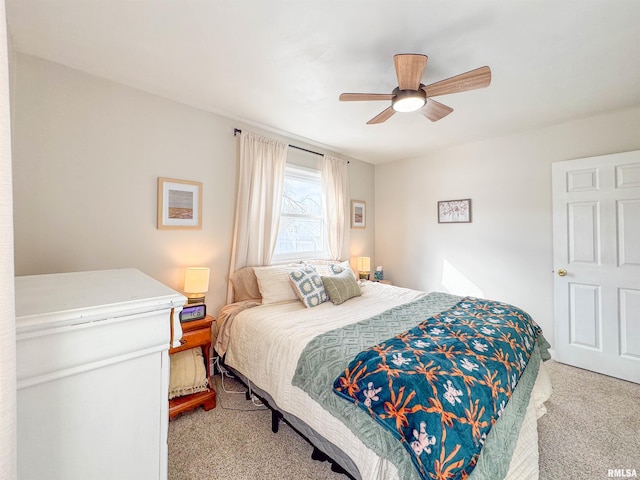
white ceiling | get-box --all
[6,1,640,164]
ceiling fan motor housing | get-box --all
[392,86,427,112]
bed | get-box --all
[215,262,552,480]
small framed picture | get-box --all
[157,177,202,229]
[438,199,472,223]
[351,200,366,229]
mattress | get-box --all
[223,281,552,480]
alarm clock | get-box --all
[179,303,207,322]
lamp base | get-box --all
[186,295,205,305]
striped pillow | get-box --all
[321,269,361,305]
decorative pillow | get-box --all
[289,266,328,308]
[321,269,362,305]
[301,259,339,277]
[169,348,209,400]
[329,260,357,279]
[254,264,300,304]
[230,267,262,302]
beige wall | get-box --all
[18,50,640,350]
[10,54,374,316]
[375,106,640,347]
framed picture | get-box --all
[351,200,366,228]
[438,199,472,223]
[157,177,202,229]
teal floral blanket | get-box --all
[333,297,542,480]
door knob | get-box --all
[557,268,567,277]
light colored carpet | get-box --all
[168,360,640,479]
[537,360,639,479]
[168,374,345,480]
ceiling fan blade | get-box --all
[339,93,395,101]
[367,106,396,124]
[420,99,453,122]
[394,54,428,90]
[422,66,491,97]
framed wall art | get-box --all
[157,177,202,229]
[438,199,472,223]
[351,200,366,228]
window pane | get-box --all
[274,217,324,255]
[282,175,322,216]
[274,165,327,259]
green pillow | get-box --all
[321,270,361,305]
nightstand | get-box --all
[169,315,217,418]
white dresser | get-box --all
[15,268,186,480]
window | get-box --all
[272,165,327,262]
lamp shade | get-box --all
[357,257,371,273]
[184,267,210,294]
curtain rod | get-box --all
[233,128,348,163]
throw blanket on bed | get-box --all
[293,291,549,480]
[215,300,261,356]
[333,297,542,480]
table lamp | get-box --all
[184,267,210,305]
[357,257,371,280]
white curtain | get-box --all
[321,155,350,261]
[227,131,287,302]
[0,0,17,477]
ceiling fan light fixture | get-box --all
[392,89,427,112]
[339,54,491,124]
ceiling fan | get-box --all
[339,54,491,124]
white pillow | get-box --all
[254,265,300,304]
[301,259,339,276]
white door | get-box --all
[552,150,640,384]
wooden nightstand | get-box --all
[169,315,217,419]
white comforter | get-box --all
[223,282,551,480]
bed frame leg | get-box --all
[311,447,329,462]
[330,462,348,475]
[311,447,350,477]
[271,409,282,433]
